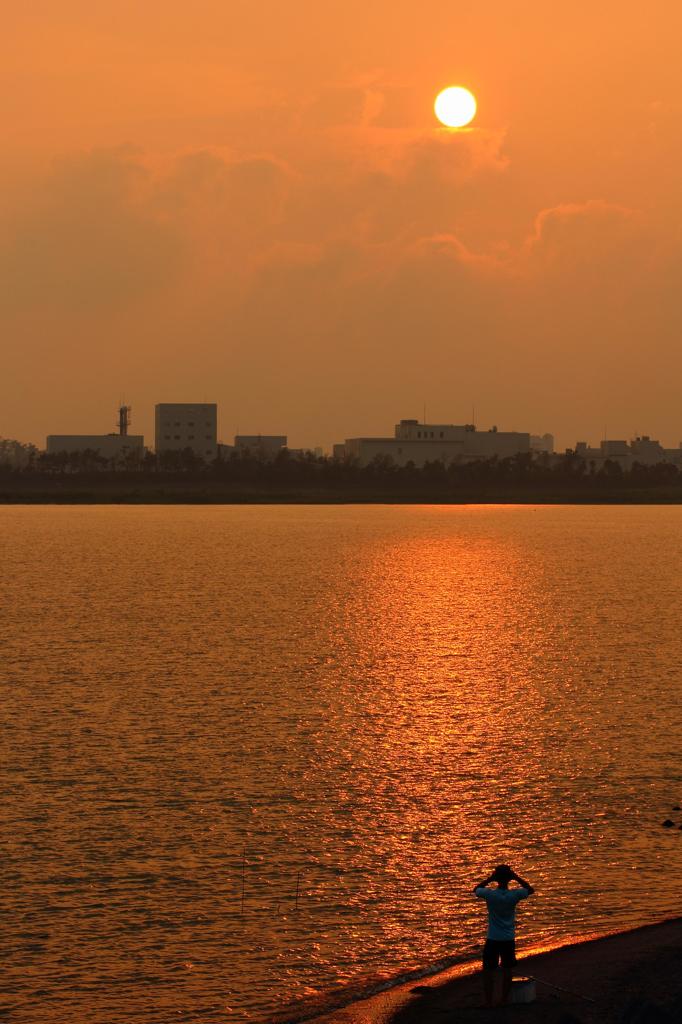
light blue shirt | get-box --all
[475,886,529,941]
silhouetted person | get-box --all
[473,864,534,1007]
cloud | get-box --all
[271,124,510,253]
[305,86,370,128]
[402,130,509,182]
[157,149,292,282]
[526,200,645,273]
[514,199,661,340]
[0,147,183,312]
[162,149,290,216]
[0,144,656,338]
[0,146,297,315]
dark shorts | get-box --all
[482,939,516,970]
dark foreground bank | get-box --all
[3,474,682,504]
[4,448,682,502]
[287,918,682,1024]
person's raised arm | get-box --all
[473,873,495,894]
[511,871,535,895]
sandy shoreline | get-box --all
[284,917,682,1024]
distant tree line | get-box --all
[2,445,682,492]
[0,438,39,469]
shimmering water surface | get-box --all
[3,505,682,1023]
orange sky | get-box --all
[3,2,682,450]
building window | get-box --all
[188,435,195,440]
[430,432,434,438]
[174,422,180,426]
[188,421,194,427]
[174,435,180,440]
[440,431,444,438]
[418,431,421,438]
[165,435,170,440]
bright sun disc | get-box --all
[434,86,477,128]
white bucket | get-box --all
[510,977,536,1004]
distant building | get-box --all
[46,404,144,463]
[574,440,630,469]
[46,434,144,460]
[155,403,217,460]
[234,435,287,458]
[631,435,682,466]
[530,433,554,454]
[335,418,531,468]
[574,436,682,470]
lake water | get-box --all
[3,505,682,1023]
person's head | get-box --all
[493,864,513,886]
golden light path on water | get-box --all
[3,506,682,1023]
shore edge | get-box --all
[272,915,682,1024]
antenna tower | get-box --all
[118,404,132,437]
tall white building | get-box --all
[336,418,531,467]
[155,404,217,460]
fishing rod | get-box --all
[525,974,596,1004]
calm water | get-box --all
[3,505,682,1023]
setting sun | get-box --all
[434,85,477,128]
